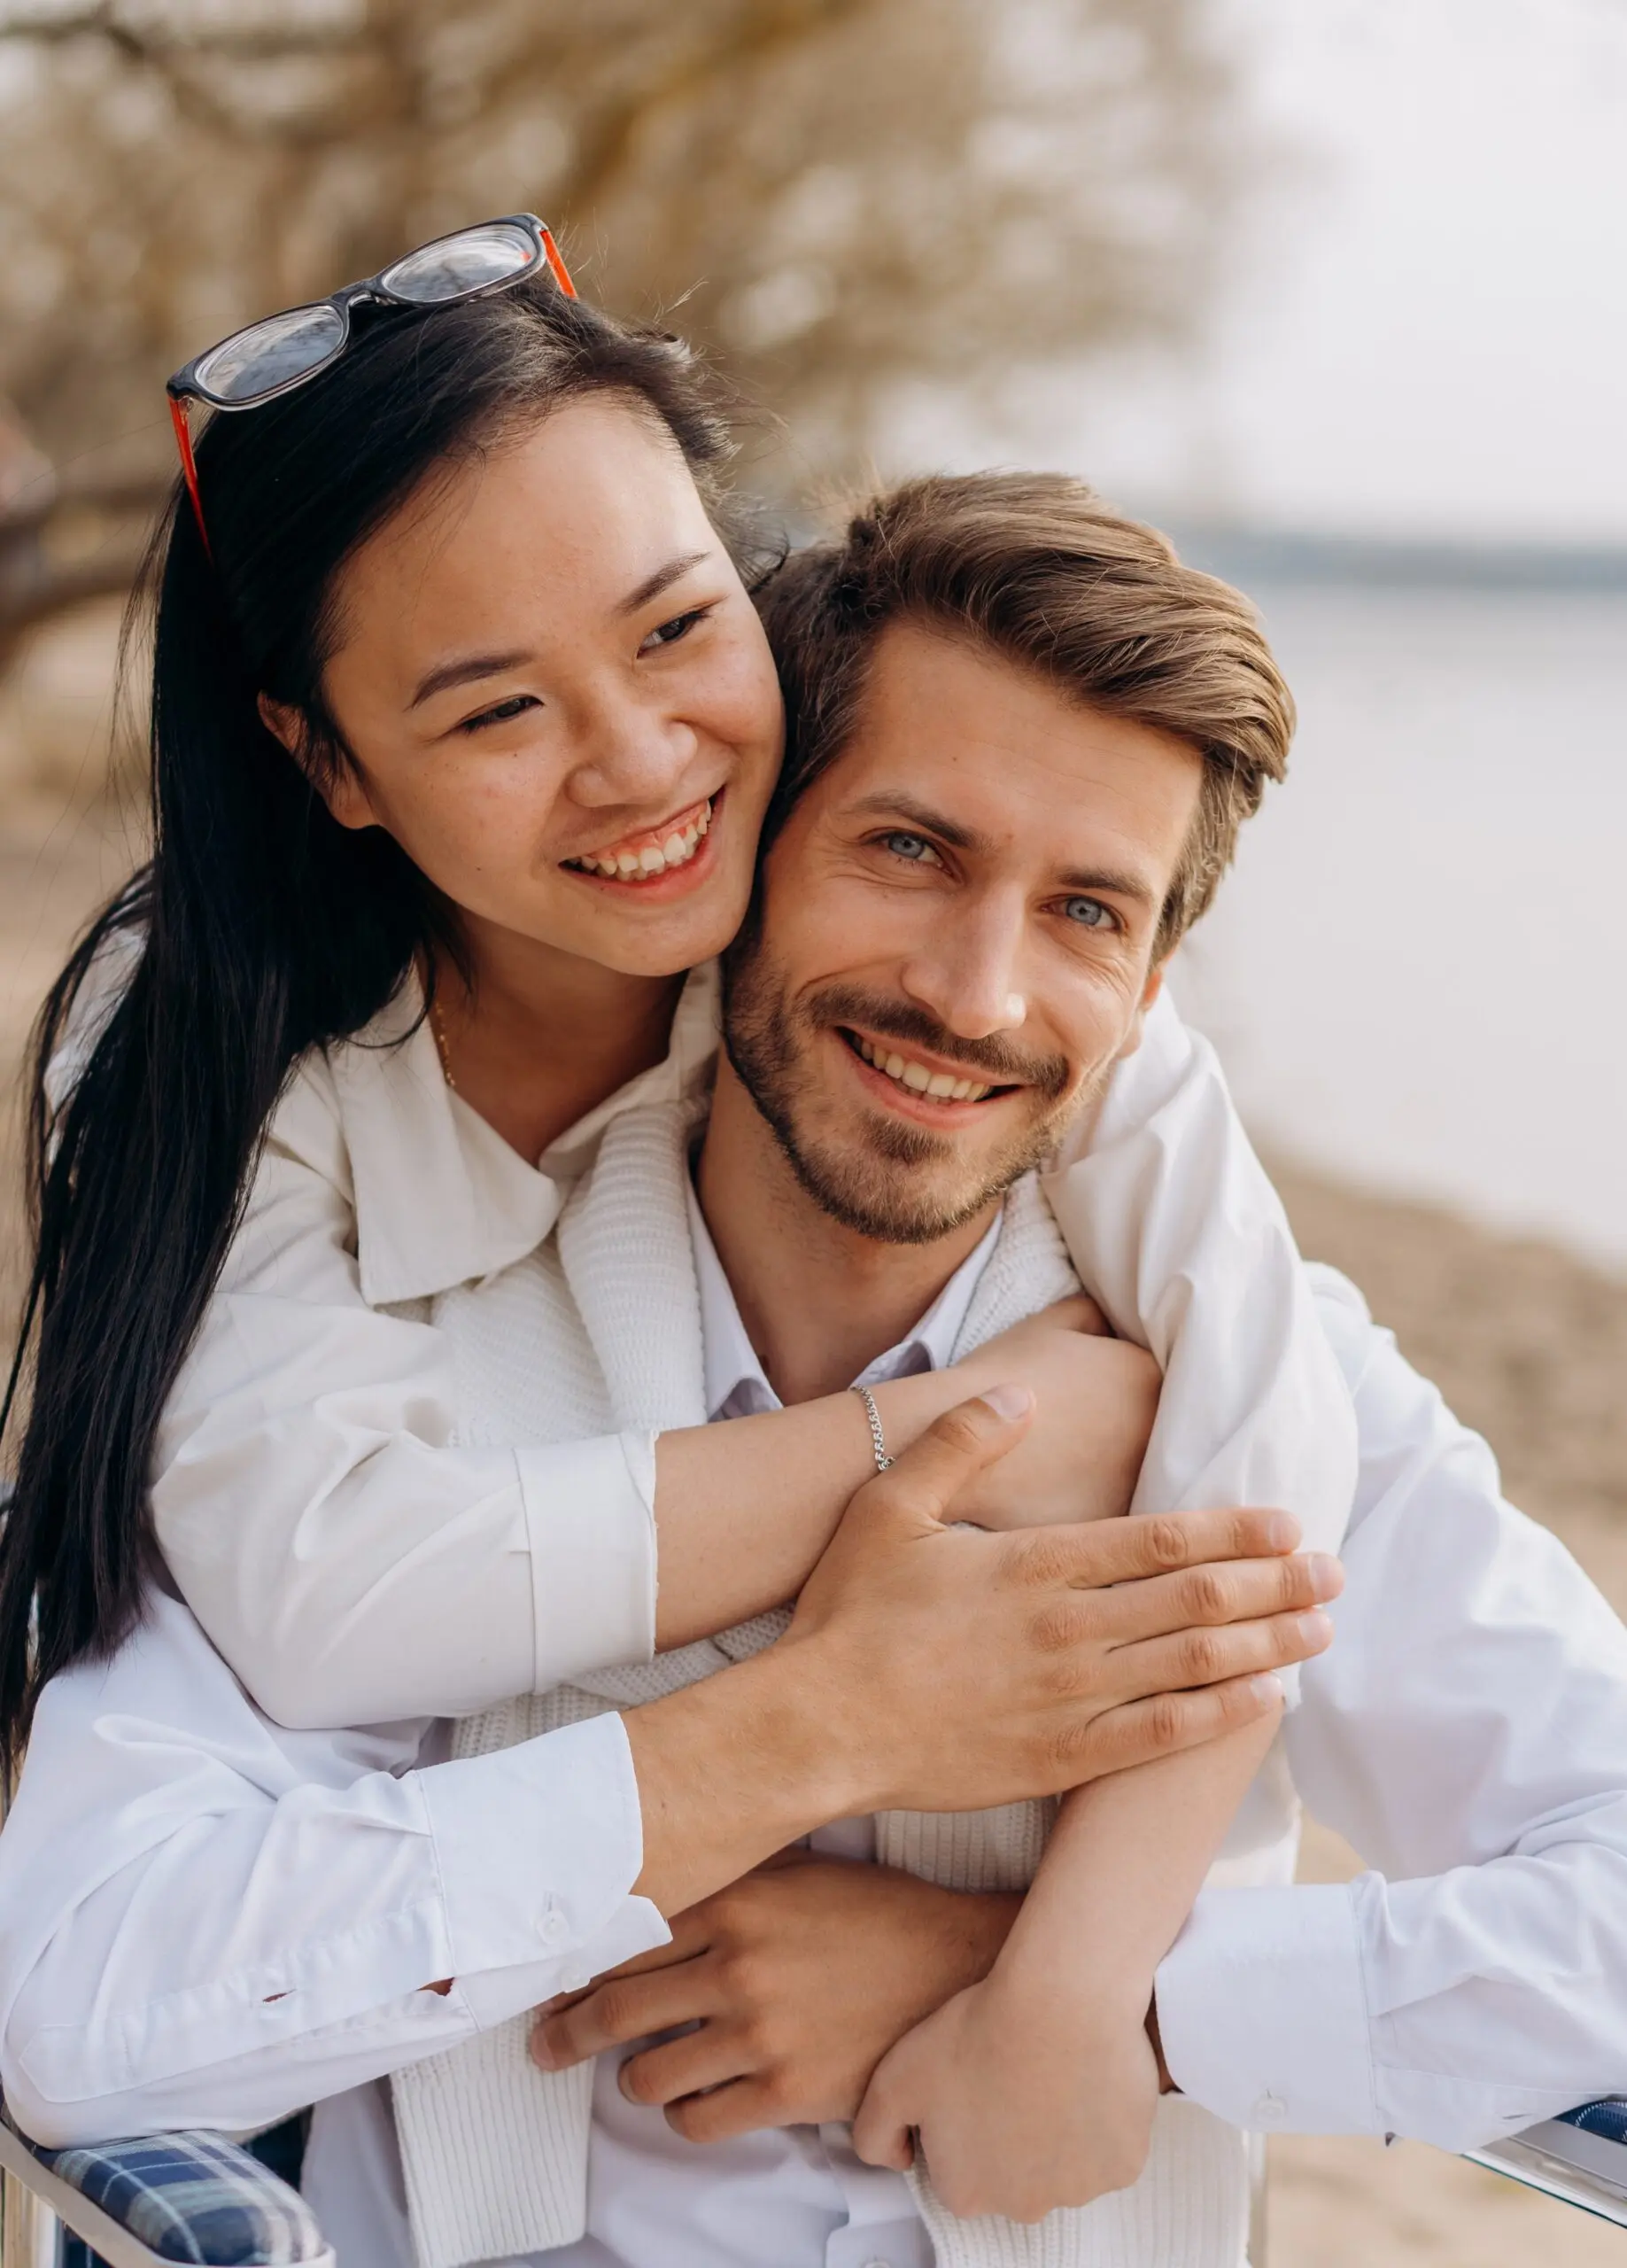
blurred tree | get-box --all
[0,0,1248,655]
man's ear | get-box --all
[256,692,377,833]
[1112,963,1166,1064]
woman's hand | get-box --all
[854,1966,1161,2223]
[942,1298,1162,1529]
[530,1855,1020,2140]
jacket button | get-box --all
[1252,2092,1287,2125]
[537,1907,569,1946]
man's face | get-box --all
[723,619,1205,1244]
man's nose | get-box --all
[567,685,698,812]
[899,894,1027,1040]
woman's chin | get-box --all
[564,877,753,977]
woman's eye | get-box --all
[458,694,538,734]
[880,831,941,866]
[639,606,710,654]
[1062,894,1116,930]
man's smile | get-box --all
[834,1024,1022,1122]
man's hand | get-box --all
[626,1395,1336,1915]
[531,1855,1020,2141]
[785,1394,1338,1818]
[853,1966,1161,2224]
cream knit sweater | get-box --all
[392,1099,1270,2268]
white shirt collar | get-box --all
[327,963,721,1308]
[685,1171,1003,1419]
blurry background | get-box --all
[3,2,1625,2260]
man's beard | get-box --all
[721,947,1096,1247]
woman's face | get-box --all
[292,396,784,980]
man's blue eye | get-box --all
[1064,896,1113,928]
[885,832,933,860]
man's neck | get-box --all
[694,1055,997,1405]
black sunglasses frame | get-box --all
[165,214,576,555]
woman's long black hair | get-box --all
[0,273,752,1763]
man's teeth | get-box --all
[570,799,711,879]
[855,1036,992,1102]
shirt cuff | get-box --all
[420,1711,670,2028]
[1154,1883,1377,2134]
[515,1432,658,1689]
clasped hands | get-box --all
[531,1511,1336,2226]
[531,1849,1158,2223]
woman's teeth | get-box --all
[568,798,712,880]
[855,1035,992,1102]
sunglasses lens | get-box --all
[380,220,539,304]
[195,304,347,404]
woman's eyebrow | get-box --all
[408,649,533,711]
[617,549,715,615]
[406,551,716,710]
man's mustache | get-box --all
[807,984,1072,1099]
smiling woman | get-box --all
[0,255,1360,2259]
[0,257,1233,1764]
[0,262,1019,1758]
[255,394,781,1159]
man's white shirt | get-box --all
[5,1247,1627,2204]
[310,1185,996,2268]
[4,973,1627,2253]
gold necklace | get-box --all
[430,997,457,1091]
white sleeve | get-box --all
[1155,1271,1627,2148]
[0,1593,669,2147]
[1043,990,1359,1696]
[151,1057,657,1729]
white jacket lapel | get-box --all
[556,1099,709,1433]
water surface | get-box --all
[1171,585,1627,1268]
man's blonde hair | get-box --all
[755,471,1294,954]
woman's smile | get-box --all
[562,789,717,887]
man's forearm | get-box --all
[623,1643,863,1915]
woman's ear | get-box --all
[257,692,377,832]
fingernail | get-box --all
[980,1383,1034,1421]
[1249,1673,1285,1705]
[530,2028,557,2070]
[1266,1511,1300,1550]
[1306,1553,1343,1600]
[1296,1609,1334,1650]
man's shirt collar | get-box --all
[684,1170,1002,1419]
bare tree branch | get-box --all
[0,0,1255,649]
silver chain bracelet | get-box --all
[850,1383,894,1472]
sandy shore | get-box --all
[1257,1163,1627,2264]
[4,787,1626,2264]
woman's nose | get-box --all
[567,689,697,812]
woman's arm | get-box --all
[157,1061,1146,1728]
[653,1309,1158,1650]
[852,1714,1303,2218]
[1,1401,1305,2146]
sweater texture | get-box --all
[391,1101,1264,2268]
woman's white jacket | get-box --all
[143,964,1355,1729]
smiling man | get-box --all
[375,476,1339,2268]
[9,478,1626,2268]
[703,620,1203,1421]
[716,618,1197,1252]
[492,479,1627,2268]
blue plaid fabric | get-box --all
[1558,2098,1627,2145]
[17,2122,325,2264]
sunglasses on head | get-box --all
[166,214,576,555]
